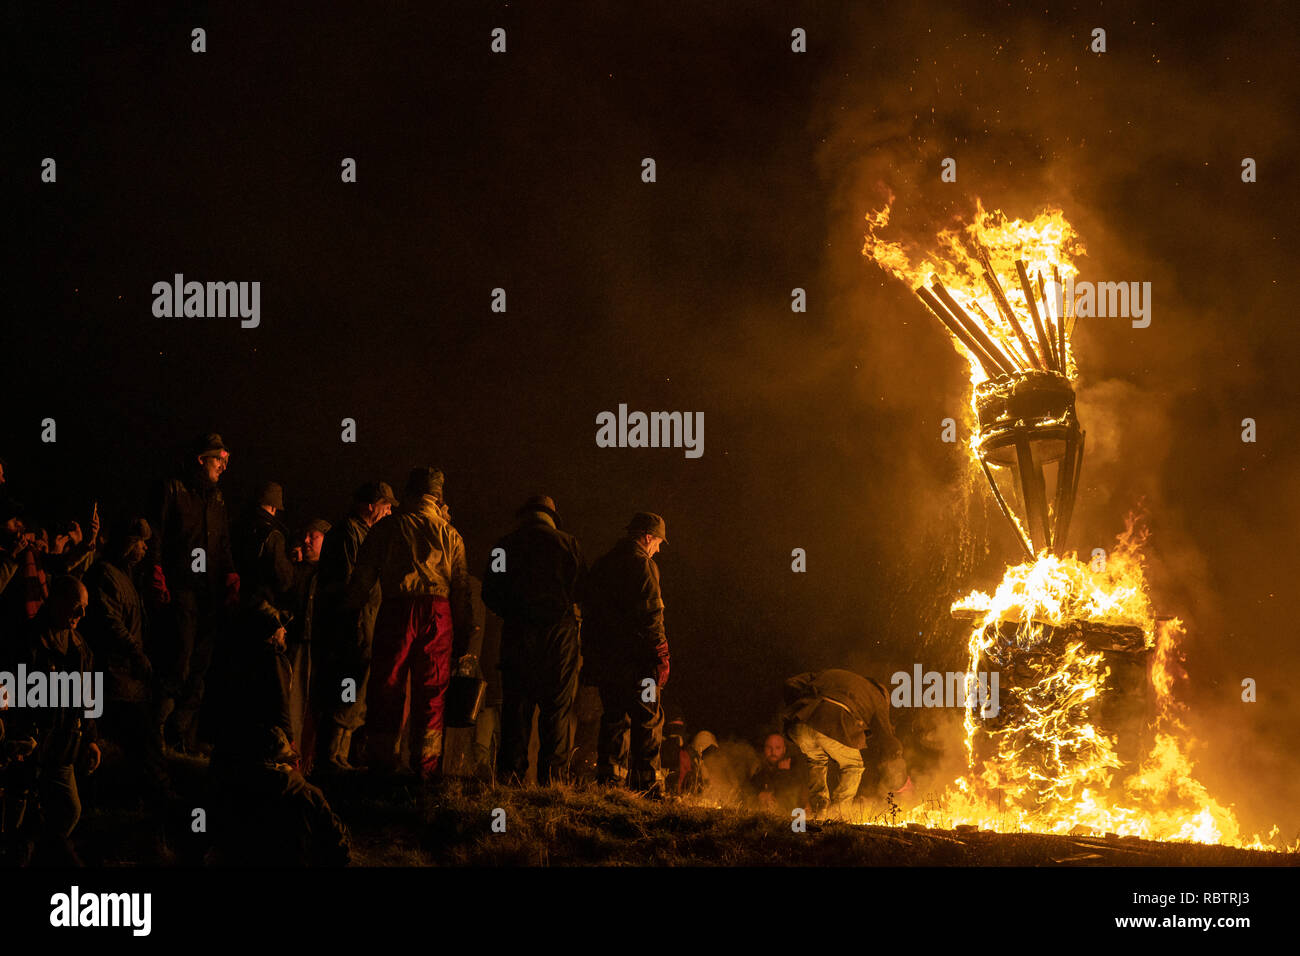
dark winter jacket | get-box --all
[82,559,152,702]
[581,537,669,680]
[234,508,294,611]
[481,515,586,669]
[317,515,378,650]
[289,561,319,647]
[15,613,98,767]
[149,472,235,596]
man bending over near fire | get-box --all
[781,668,907,820]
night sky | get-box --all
[7,1,1299,833]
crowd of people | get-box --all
[0,432,908,866]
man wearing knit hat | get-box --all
[347,467,476,779]
[583,512,671,795]
[481,495,587,786]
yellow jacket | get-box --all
[347,495,475,651]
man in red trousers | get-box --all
[346,467,475,779]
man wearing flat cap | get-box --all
[286,517,331,762]
[147,431,239,754]
[314,481,398,773]
[481,495,587,785]
[347,467,476,779]
[583,512,671,794]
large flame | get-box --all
[919,518,1284,848]
[864,195,1085,390]
[861,198,1292,850]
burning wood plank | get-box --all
[950,607,1146,652]
[1052,264,1068,369]
[1034,269,1058,371]
[1017,259,1057,372]
[915,285,1008,377]
[929,278,1021,377]
[973,241,1043,371]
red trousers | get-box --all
[369,595,453,776]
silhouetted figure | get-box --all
[482,495,586,785]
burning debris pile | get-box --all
[862,200,1286,849]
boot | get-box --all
[322,727,355,774]
[415,727,443,782]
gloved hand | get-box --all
[224,572,240,607]
[149,564,171,605]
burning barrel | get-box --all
[954,608,1157,815]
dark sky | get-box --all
[7,1,1299,833]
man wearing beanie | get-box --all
[347,467,476,779]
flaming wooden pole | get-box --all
[972,301,1029,371]
[1034,268,1060,372]
[1016,259,1056,372]
[915,286,1006,377]
[1052,264,1067,370]
[974,243,1043,371]
[929,278,1019,377]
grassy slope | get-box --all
[332,778,1298,867]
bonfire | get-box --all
[863,199,1287,850]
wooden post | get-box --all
[1016,259,1056,372]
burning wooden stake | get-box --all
[974,242,1043,371]
[1052,265,1068,370]
[1034,268,1060,372]
[928,279,1020,377]
[971,301,1028,371]
[1016,259,1056,372]
[915,286,1006,377]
